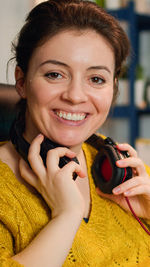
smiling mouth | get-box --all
[55,110,87,121]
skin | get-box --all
[6,29,116,267]
[15,30,150,221]
[15,30,115,150]
[0,29,149,267]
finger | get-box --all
[19,158,38,188]
[116,143,137,158]
[124,183,150,197]
[50,160,86,182]
[112,176,150,195]
[28,134,46,177]
[116,157,146,176]
[60,160,86,179]
[46,147,76,172]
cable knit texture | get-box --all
[0,142,150,266]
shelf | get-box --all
[107,1,150,147]
[137,14,150,31]
[108,3,150,28]
[107,8,129,21]
[111,106,150,118]
[109,106,131,118]
[137,107,150,115]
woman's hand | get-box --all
[96,143,150,220]
[19,134,86,219]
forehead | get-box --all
[29,29,115,70]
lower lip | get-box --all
[53,112,88,126]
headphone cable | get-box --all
[125,196,150,235]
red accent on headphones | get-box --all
[87,135,132,194]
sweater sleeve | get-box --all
[0,221,24,267]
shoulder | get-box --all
[0,142,21,194]
[0,157,17,192]
[0,142,13,177]
[0,141,18,160]
[0,141,20,174]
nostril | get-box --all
[61,88,88,104]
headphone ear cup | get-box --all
[92,145,127,194]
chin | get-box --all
[59,139,80,148]
[52,134,83,148]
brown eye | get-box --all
[45,72,62,79]
[91,76,104,84]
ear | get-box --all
[112,77,119,103]
[15,66,26,99]
[114,77,118,90]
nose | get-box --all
[61,78,88,104]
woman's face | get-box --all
[19,30,115,148]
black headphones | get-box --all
[10,118,132,194]
[86,134,132,194]
[10,118,79,180]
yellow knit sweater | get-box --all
[0,142,150,267]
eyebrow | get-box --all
[39,60,68,68]
[87,65,111,74]
[39,59,111,74]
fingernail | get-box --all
[117,144,124,147]
[116,160,125,166]
[38,133,43,137]
[113,187,121,194]
[124,191,130,196]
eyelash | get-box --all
[44,72,105,86]
[90,76,105,85]
[45,72,62,80]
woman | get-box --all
[0,0,150,266]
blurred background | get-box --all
[0,0,150,164]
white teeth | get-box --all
[56,111,86,121]
[66,113,72,120]
[59,112,63,118]
[72,114,77,120]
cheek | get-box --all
[34,91,49,105]
[27,83,52,106]
[93,90,113,113]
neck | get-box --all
[69,143,83,156]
